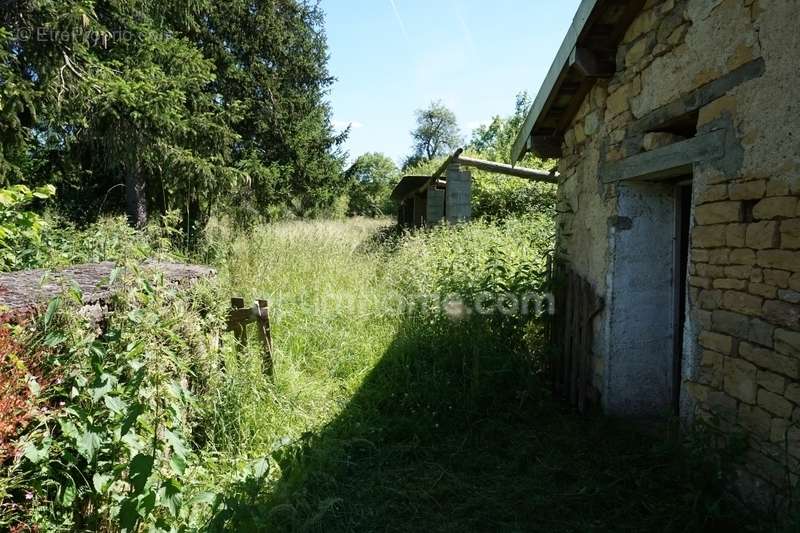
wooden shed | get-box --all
[391,149,556,228]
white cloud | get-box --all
[333,120,364,130]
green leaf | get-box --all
[77,431,101,462]
[32,184,56,199]
[164,428,188,460]
[103,394,127,414]
[93,473,112,494]
[140,489,157,517]
[61,479,77,506]
[44,297,60,329]
[129,453,155,494]
[91,373,116,403]
[119,497,140,532]
[252,457,270,479]
[188,491,218,507]
[169,453,187,475]
[121,403,145,436]
[23,441,50,464]
[109,266,123,285]
[59,419,80,440]
[0,190,14,206]
[127,309,145,324]
[159,478,182,517]
[43,332,67,347]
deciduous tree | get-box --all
[405,100,461,169]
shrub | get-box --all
[1,210,184,273]
[0,328,48,462]
[471,171,557,220]
[0,184,56,270]
[2,269,229,530]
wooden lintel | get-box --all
[601,130,726,183]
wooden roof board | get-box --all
[390,176,433,202]
[511,0,647,164]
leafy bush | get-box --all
[0,184,56,270]
[389,214,554,343]
[2,270,229,530]
[1,210,184,273]
[471,172,557,220]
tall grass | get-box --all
[201,218,400,458]
[2,216,768,531]
[198,216,761,532]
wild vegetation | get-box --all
[0,214,769,531]
[0,1,782,531]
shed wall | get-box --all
[554,0,800,507]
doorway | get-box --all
[604,176,694,417]
[673,180,693,415]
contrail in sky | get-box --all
[388,0,411,43]
[450,0,475,51]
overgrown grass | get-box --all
[200,217,763,532]
[2,216,771,531]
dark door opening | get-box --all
[673,179,693,415]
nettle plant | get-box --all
[13,268,228,531]
[0,184,56,270]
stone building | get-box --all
[512,0,799,507]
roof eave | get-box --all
[511,0,647,164]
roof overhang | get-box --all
[390,176,435,202]
[511,0,647,164]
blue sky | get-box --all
[322,0,582,166]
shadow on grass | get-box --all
[208,316,760,532]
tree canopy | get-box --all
[344,152,399,217]
[0,0,346,233]
[405,100,461,169]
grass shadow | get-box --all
[206,313,761,532]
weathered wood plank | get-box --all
[569,47,615,79]
[0,260,216,319]
[227,298,274,376]
[548,263,604,411]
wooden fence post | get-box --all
[227,297,274,376]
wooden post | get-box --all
[255,299,274,375]
[445,163,472,223]
[227,297,274,377]
[230,297,248,347]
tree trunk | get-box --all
[125,160,147,228]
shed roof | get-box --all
[390,176,434,202]
[511,0,646,163]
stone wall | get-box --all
[554,0,800,507]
